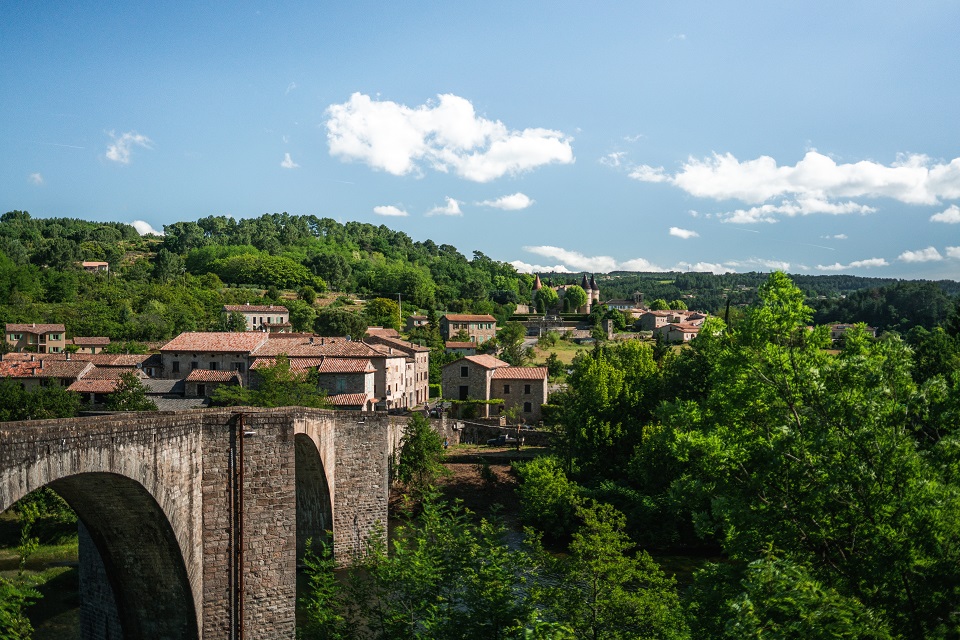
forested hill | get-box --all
[0,210,957,339]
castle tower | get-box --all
[590,274,600,304]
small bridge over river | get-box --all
[0,407,399,639]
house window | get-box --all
[172,361,180,373]
[191,361,198,370]
[11,334,21,340]
[197,384,206,397]
[336,377,347,392]
[234,362,245,372]
[459,385,469,401]
[524,384,531,394]
[523,402,532,413]
[460,366,469,377]
[210,362,218,371]
[503,384,511,394]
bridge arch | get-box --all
[49,472,198,638]
[294,433,334,561]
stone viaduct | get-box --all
[0,407,406,639]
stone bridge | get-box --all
[0,407,395,639]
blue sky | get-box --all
[3,1,959,279]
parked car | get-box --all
[486,434,518,446]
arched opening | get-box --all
[295,433,333,562]
[2,473,198,639]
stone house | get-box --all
[0,354,93,391]
[5,323,67,354]
[184,368,243,398]
[441,355,549,421]
[654,322,701,343]
[222,304,291,332]
[490,366,549,423]
[159,332,268,379]
[363,333,431,407]
[71,336,111,354]
[444,341,477,356]
[80,261,109,273]
[439,314,496,344]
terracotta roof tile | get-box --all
[442,354,509,370]
[445,342,476,349]
[5,323,66,334]
[252,336,383,358]
[82,367,145,380]
[185,369,243,383]
[366,334,431,353]
[492,367,548,380]
[67,379,119,394]
[161,332,269,353]
[0,360,93,379]
[223,304,289,313]
[327,393,371,407]
[441,314,497,322]
[72,336,111,345]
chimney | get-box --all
[66,352,71,360]
[309,336,314,344]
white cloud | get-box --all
[946,246,960,259]
[628,164,669,183]
[477,192,534,210]
[725,258,792,271]
[669,227,699,239]
[898,246,943,263]
[510,261,572,274]
[29,172,43,185]
[105,131,152,164]
[373,205,409,217]
[821,233,848,240]
[523,246,620,272]
[931,204,960,223]
[816,258,889,271]
[426,197,462,217]
[600,152,627,168]
[280,152,300,169]
[675,262,733,274]
[285,82,297,94]
[632,150,960,223]
[325,93,574,182]
[131,220,163,236]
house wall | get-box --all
[316,371,373,397]
[441,361,495,417]
[490,378,548,423]
[160,352,249,380]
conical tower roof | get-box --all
[590,274,599,291]
[533,274,542,290]
[580,274,589,289]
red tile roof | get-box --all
[442,354,510,370]
[82,367,145,380]
[445,341,476,349]
[251,356,374,374]
[67,379,119,394]
[72,336,111,345]
[5,323,66,334]
[327,393,371,407]
[69,354,152,367]
[223,304,289,313]
[492,367,548,380]
[441,314,497,322]
[252,336,385,358]
[185,369,243,383]
[365,334,431,353]
[161,332,269,353]
[0,359,93,379]
[365,327,401,338]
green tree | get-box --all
[496,321,530,366]
[106,372,159,411]
[211,354,329,408]
[649,298,670,311]
[364,297,401,330]
[534,501,689,640]
[545,352,564,380]
[535,287,560,313]
[314,308,368,339]
[0,379,82,421]
[395,413,445,492]
[564,286,588,312]
[514,455,580,540]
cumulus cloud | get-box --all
[632,150,960,223]
[426,197,463,217]
[822,233,848,240]
[131,220,163,236]
[29,172,43,185]
[931,204,960,223]
[105,131,152,164]
[280,152,300,169]
[725,258,792,271]
[669,227,699,239]
[898,247,943,262]
[477,192,534,210]
[325,93,574,182]
[675,262,733,274]
[373,205,408,217]
[946,246,960,259]
[510,261,572,274]
[816,258,889,271]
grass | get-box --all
[530,339,592,366]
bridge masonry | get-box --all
[0,407,391,639]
